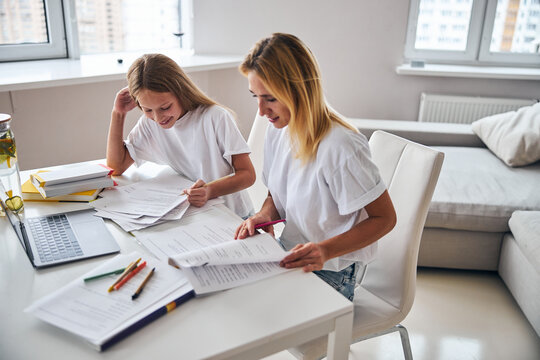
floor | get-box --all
[263,268,540,360]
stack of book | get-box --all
[26,163,115,201]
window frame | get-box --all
[0,0,191,63]
[0,0,67,62]
[404,0,540,67]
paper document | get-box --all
[25,252,191,349]
[134,206,292,294]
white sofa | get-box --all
[347,118,540,337]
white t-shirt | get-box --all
[125,105,254,218]
[263,123,387,271]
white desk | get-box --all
[1,162,353,360]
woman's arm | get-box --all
[280,190,396,272]
[184,153,256,207]
[106,87,136,175]
[234,191,281,239]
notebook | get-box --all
[1,202,120,269]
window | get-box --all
[404,0,540,66]
[0,0,192,62]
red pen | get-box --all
[254,219,286,229]
[114,261,147,291]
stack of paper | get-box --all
[92,174,217,232]
[30,163,115,198]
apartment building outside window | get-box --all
[405,0,540,66]
[0,0,192,62]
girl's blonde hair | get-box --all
[239,33,356,163]
[127,53,216,112]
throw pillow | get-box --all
[471,102,540,167]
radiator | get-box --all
[418,93,538,124]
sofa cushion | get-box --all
[425,146,540,232]
[471,103,540,167]
[508,211,540,273]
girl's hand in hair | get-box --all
[113,87,137,115]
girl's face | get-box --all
[137,89,185,129]
[248,72,290,129]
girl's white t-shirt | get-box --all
[124,105,254,218]
[263,123,387,271]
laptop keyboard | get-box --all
[28,214,83,263]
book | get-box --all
[25,252,194,351]
[30,163,113,187]
[21,178,102,202]
[34,176,116,198]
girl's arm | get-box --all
[279,190,396,272]
[184,153,255,207]
[106,87,136,175]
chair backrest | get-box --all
[247,112,268,210]
[362,130,444,314]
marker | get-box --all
[131,267,155,300]
[254,219,286,229]
[108,258,141,292]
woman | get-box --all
[107,53,255,218]
[234,33,396,300]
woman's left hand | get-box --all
[183,179,209,207]
[279,242,328,272]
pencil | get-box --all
[108,258,141,292]
[131,267,155,300]
[84,268,126,282]
[113,261,147,291]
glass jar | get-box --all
[0,113,24,219]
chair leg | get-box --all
[352,324,413,360]
[396,324,413,360]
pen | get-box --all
[131,267,155,300]
[108,258,141,292]
[114,261,147,291]
[84,268,126,282]
[254,219,286,229]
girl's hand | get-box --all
[279,242,328,272]
[183,179,209,207]
[234,213,273,239]
[113,87,137,115]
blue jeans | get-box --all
[314,263,359,301]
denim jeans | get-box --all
[314,263,359,301]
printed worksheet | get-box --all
[25,252,190,347]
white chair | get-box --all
[289,130,444,360]
[247,112,269,210]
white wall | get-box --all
[194,0,540,121]
[2,0,539,171]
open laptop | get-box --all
[1,201,120,269]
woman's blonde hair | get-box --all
[127,53,216,112]
[239,33,356,163]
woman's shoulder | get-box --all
[317,124,371,165]
[198,104,234,119]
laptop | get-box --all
[1,202,120,269]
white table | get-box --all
[0,162,353,360]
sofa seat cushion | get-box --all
[508,211,540,273]
[425,146,540,232]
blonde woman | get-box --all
[234,34,396,300]
[107,53,255,218]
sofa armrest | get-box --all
[346,118,485,148]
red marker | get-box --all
[114,261,147,291]
[254,219,286,229]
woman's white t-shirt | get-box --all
[124,105,254,218]
[263,123,387,271]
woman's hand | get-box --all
[234,212,274,239]
[183,179,209,207]
[280,242,328,272]
[113,87,137,115]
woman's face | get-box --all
[137,89,185,129]
[248,72,290,129]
